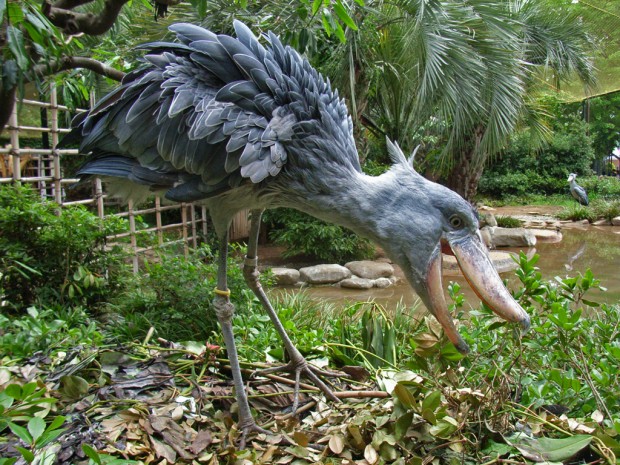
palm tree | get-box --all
[328,0,595,199]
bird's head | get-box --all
[568,173,577,182]
[373,140,530,353]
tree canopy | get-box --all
[2,0,613,197]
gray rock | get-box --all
[345,260,394,279]
[373,277,392,289]
[592,219,610,226]
[612,216,620,226]
[480,213,497,228]
[299,264,351,284]
[270,267,300,285]
[530,228,562,244]
[340,276,374,289]
[487,226,536,248]
[480,227,493,248]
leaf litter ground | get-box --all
[0,339,615,464]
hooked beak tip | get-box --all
[519,314,531,333]
[455,340,470,354]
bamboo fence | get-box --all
[1,85,250,272]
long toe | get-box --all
[253,359,343,413]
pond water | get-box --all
[270,225,620,311]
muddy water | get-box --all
[270,225,620,311]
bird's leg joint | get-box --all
[243,256,261,291]
[213,295,235,321]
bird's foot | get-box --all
[254,357,343,413]
[236,419,273,449]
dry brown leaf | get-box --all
[260,445,279,462]
[340,366,370,382]
[189,429,213,455]
[364,444,378,464]
[292,430,310,447]
[329,434,345,454]
[150,436,176,463]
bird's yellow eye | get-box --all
[449,215,463,229]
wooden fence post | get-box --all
[128,199,139,272]
[50,84,62,204]
[155,196,164,246]
[190,204,197,249]
[181,203,189,257]
[95,178,104,218]
[202,206,208,238]
[8,98,20,182]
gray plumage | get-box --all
[568,173,589,206]
[70,21,530,441]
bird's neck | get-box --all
[281,168,409,244]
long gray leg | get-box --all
[243,210,341,412]
[212,232,267,446]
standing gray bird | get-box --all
[567,173,589,205]
[70,21,530,442]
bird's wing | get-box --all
[575,185,589,205]
[73,21,360,202]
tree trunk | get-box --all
[0,86,16,137]
[445,125,486,201]
[445,150,483,200]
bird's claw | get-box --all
[236,421,272,449]
[254,359,342,413]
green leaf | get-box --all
[46,416,66,432]
[6,2,23,23]
[82,444,102,465]
[321,9,333,36]
[393,383,416,408]
[395,411,413,440]
[504,433,593,462]
[14,446,34,463]
[0,0,6,23]
[441,341,466,361]
[422,391,442,412]
[21,383,38,398]
[429,416,458,439]
[333,0,357,30]
[60,375,89,400]
[5,384,22,400]
[27,417,46,443]
[7,26,29,70]
[311,0,322,15]
[482,440,514,457]
[9,422,33,445]
[0,457,18,465]
[334,22,346,42]
[37,426,67,448]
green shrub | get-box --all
[593,199,620,221]
[106,244,267,342]
[559,198,619,223]
[579,176,620,199]
[495,215,522,228]
[0,184,128,311]
[479,115,595,199]
[401,253,619,426]
[263,208,374,263]
[557,203,597,222]
[0,305,102,359]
